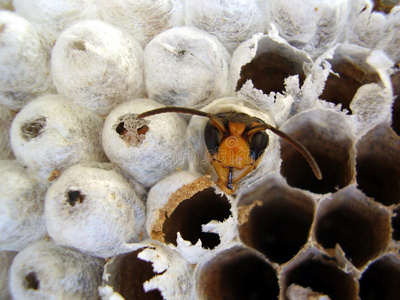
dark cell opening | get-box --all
[163,187,231,249]
[114,249,164,300]
[320,59,380,112]
[198,247,279,300]
[391,71,400,136]
[283,256,357,300]
[21,117,46,140]
[392,206,400,241]
[236,51,306,94]
[25,272,40,290]
[359,254,400,300]
[372,0,399,13]
[356,124,400,206]
[314,194,390,268]
[280,123,354,194]
[239,186,314,264]
[66,190,85,207]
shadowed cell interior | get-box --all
[163,187,231,249]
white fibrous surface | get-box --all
[376,6,400,63]
[13,0,100,46]
[0,105,14,159]
[184,0,266,53]
[98,0,184,48]
[10,94,106,180]
[45,164,146,258]
[51,19,144,115]
[267,0,348,58]
[0,11,54,110]
[8,240,103,300]
[102,98,187,188]
[144,26,232,108]
[0,160,47,252]
[0,251,17,299]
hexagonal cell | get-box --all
[359,254,400,300]
[238,176,315,264]
[280,248,359,300]
[234,35,310,95]
[320,45,380,112]
[196,246,279,300]
[356,123,400,206]
[279,109,356,194]
[314,186,391,268]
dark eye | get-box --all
[250,131,269,160]
[204,122,221,155]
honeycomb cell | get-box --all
[238,176,315,264]
[196,246,279,300]
[280,109,356,194]
[356,123,400,206]
[280,248,359,300]
[359,254,400,300]
[163,187,231,250]
[320,46,380,112]
[314,186,391,268]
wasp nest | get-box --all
[2,1,400,299]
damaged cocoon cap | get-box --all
[146,171,237,264]
[102,98,187,188]
[45,164,146,258]
[99,240,193,300]
[10,94,106,180]
[0,105,14,159]
[9,239,103,300]
[0,160,47,251]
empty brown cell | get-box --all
[196,246,279,300]
[238,177,315,264]
[102,247,164,300]
[356,123,400,206]
[391,70,400,136]
[280,248,359,300]
[163,187,231,249]
[314,186,391,268]
[320,53,380,111]
[372,0,399,13]
[236,51,306,94]
[359,254,400,300]
[280,110,356,194]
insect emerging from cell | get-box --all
[138,107,322,194]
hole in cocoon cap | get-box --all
[21,117,47,141]
[114,114,149,147]
[25,272,40,290]
[66,190,85,207]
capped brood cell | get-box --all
[144,26,232,108]
[195,245,279,300]
[51,19,144,115]
[279,108,356,194]
[102,98,187,188]
[237,174,315,264]
[313,185,392,268]
[146,171,236,264]
[10,94,106,180]
[99,240,193,300]
[0,251,17,298]
[45,163,146,258]
[280,247,359,300]
[355,123,400,206]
